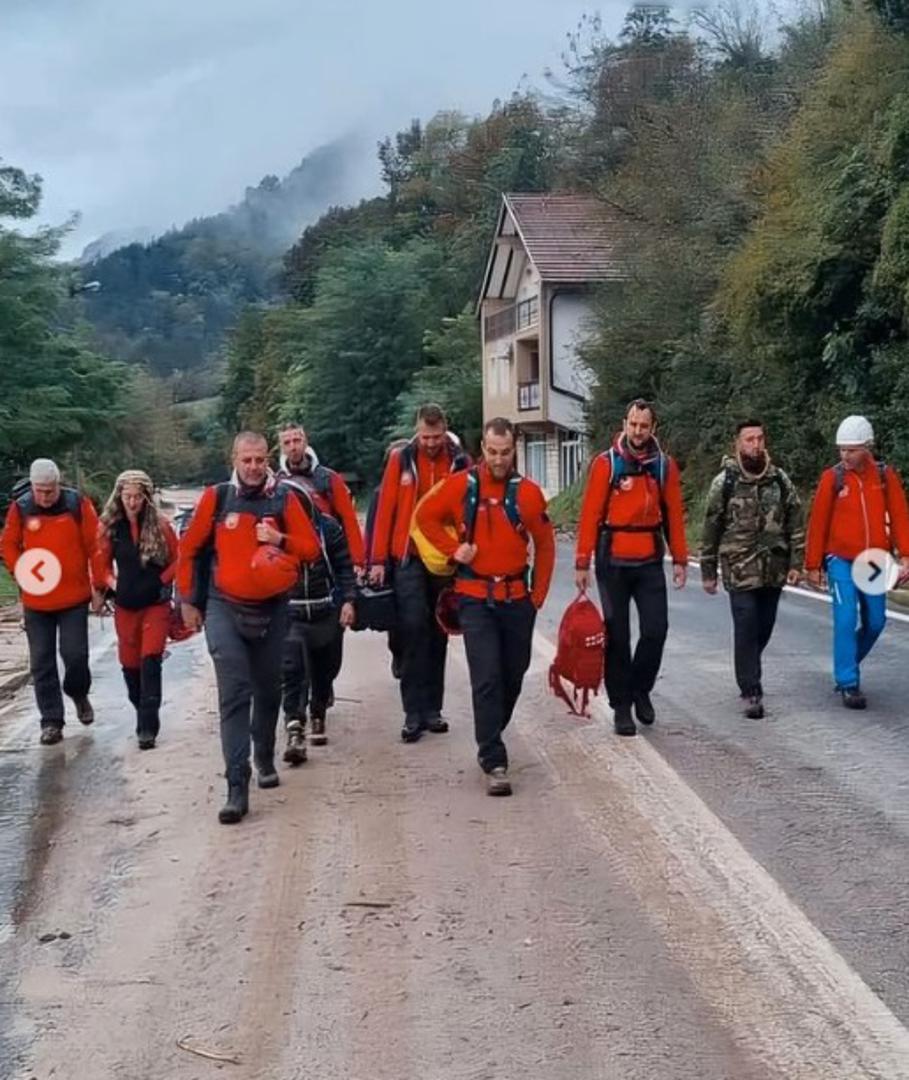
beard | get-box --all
[740,451,767,475]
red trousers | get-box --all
[114,603,170,668]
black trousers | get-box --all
[393,560,449,722]
[597,561,668,709]
[282,610,343,721]
[460,596,536,773]
[728,587,782,697]
[23,603,91,727]
[204,596,288,780]
[122,657,162,738]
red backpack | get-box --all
[548,593,606,717]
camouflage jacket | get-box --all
[700,456,805,591]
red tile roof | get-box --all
[503,193,628,282]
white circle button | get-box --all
[14,549,63,597]
[851,548,899,596]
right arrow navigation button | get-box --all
[851,548,899,596]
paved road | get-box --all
[0,549,907,1079]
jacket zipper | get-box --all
[857,473,870,549]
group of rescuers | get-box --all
[3,401,909,820]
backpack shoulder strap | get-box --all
[464,468,481,544]
[721,466,737,514]
[656,452,668,490]
[607,447,624,489]
[398,440,417,480]
[504,475,523,530]
[62,487,83,523]
[314,465,334,497]
[833,462,846,495]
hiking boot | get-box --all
[744,694,764,720]
[841,687,867,710]
[283,721,307,765]
[633,692,656,726]
[309,713,327,746]
[613,705,637,737]
[137,733,157,750]
[75,697,94,726]
[486,767,512,797]
[425,713,449,734]
[400,715,424,743]
[255,758,280,789]
[39,724,63,746]
[218,778,250,824]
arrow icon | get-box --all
[14,548,63,597]
[852,548,898,596]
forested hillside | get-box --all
[220,0,909,489]
[78,136,369,383]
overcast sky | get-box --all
[0,0,634,257]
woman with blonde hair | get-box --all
[93,470,178,749]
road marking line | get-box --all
[685,558,909,624]
[522,627,909,1076]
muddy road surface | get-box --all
[2,559,909,1079]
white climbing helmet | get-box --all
[835,415,874,447]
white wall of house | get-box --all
[548,291,594,432]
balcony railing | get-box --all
[516,296,539,331]
[518,381,541,411]
[484,306,516,342]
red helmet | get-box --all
[250,544,299,597]
[435,585,462,636]
[167,604,197,643]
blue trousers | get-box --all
[826,556,887,690]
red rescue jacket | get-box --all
[575,436,688,569]
[805,461,909,569]
[1,489,99,611]
[370,436,470,564]
[413,464,555,607]
[176,481,320,604]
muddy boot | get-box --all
[633,692,656,726]
[39,723,63,746]
[424,712,449,734]
[254,754,280,789]
[283,718,308,765]
[75,697,94,726]
[218,767,250,824]
[309,709,327,746]
[613,704,637,737]
[136,656,162,750]
[486,767,512,797]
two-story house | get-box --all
[477,193,625,496]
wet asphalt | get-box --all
[1,545,908,1073]
[542,540,909,1025]
[0,625,198,1074]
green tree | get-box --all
[0,167,125,500]
[391,307,483,450]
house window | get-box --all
[559,430,587,489]
[525,434,548,488]
[516,296,539,330]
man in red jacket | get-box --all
[805,415,909,709]
[575,400,688,736]
[415,417,554,795]
[1,458,99,744]
[369,403,470,743]
[178,432,321,824]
